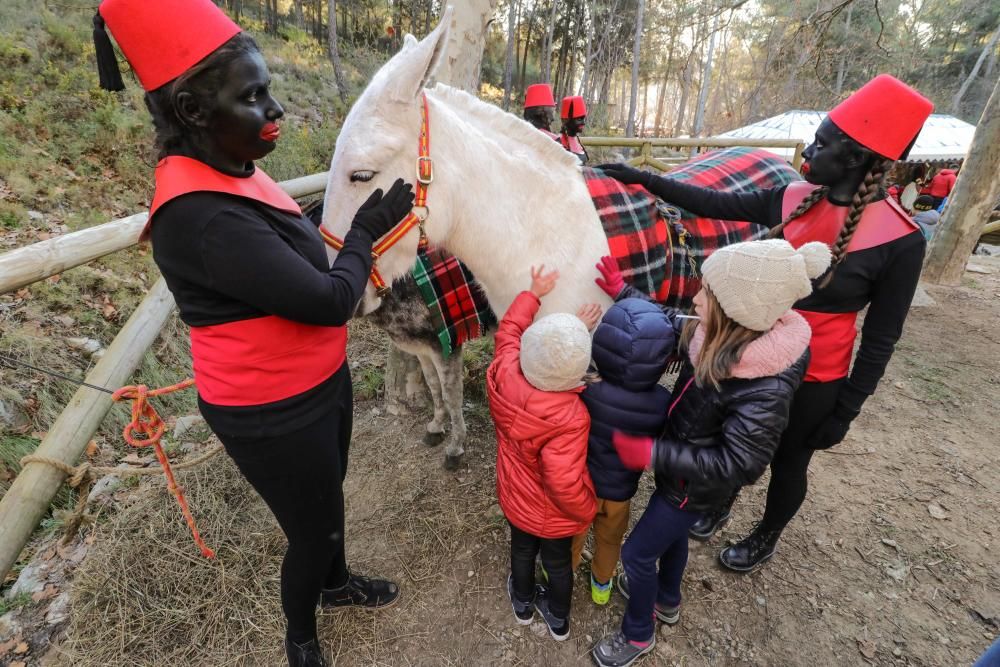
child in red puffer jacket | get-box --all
[488,266,601,642]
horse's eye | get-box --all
[350,171,375,183]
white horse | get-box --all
[322,14,614,326]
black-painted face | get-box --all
[203,51,284,169]
[800,117,866,187]
[565,116,586,136]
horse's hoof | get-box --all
[443,453,463,470]
[423,430,446,447]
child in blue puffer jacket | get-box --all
[572,263,679,605]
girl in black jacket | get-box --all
[591,239,829,667]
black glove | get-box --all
[350,178,415,242]
[595,162,652,188]
[805,414,853,450]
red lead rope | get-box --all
[320,92,432,295]
[112,379,216,558]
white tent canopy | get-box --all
[714,111,976,162]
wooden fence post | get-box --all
[0,278,176,583]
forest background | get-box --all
[237,0,998,135]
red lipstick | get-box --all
[261,123,280,142]
[800,162,811,175]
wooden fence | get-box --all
[580,136,807,172]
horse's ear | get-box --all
[388,6,452,103]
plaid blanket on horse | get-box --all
[411,245,495,357]
[586,147,800,309]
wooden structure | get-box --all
[580,136,806,172]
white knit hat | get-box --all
[519,313,592,392]
[700,239,832,331]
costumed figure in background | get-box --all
[559,95,589,164]
[599,74,934,574]
[523,83,559,141]
[94,1,413,664]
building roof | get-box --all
[714,111,975,162]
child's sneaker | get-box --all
[533,585,570,641]
[507,574,534,625]
[615,572,680,624]
[591,574,612,605]
[592,630,655,667]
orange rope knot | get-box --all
[112,379,215,559]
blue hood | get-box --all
[591,298,675,391]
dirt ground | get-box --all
[3,256,999,667]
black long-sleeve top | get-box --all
[150,191,375,437]
[645,176,926,419]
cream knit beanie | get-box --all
[701,239,832,331]
[520,313,592,392]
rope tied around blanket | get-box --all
[20,379,219,558]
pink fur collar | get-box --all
[687,310,811,380]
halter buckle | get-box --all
[416,156,434,185]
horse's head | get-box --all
[322,8,452,315]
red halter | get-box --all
[320,93,432,296]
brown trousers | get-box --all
[571,498,632,584]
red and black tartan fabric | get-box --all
[586,147,801,310]
[655,146,801,308]
[411,244,496,358]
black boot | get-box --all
[320,570,400,609]
[718,523,782,573]
[285,637,328,667]
[689,494,738,541]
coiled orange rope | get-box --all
[112,379,215,558]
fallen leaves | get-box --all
[32,583,59,602]
[85,439,99,458]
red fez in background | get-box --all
[524,83,556,109]
[827,74,934,161]
[98,0,242,91]
[561,95,587,120]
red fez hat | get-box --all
[524,84,556,109]
[561,96,587,120]
[98,0,242,91]
[827,74,933,161]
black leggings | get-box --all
[217,375,352,644]
[509,523,574,619]
[760,379,843,532]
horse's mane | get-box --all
[427,83,583,174]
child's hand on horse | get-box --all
[576,303,602,331]
[595,163,651,188]
[529,265,559,298]
[595,255,625,298]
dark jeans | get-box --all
[509,522,573,619]
[217,371,353,644]
[760,379,843,532]
[620,493,700,642]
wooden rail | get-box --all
[0,172,329,296]
[580,136,806,173]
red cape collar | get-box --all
[143,156,302,241]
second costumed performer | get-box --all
[599,74,934,573]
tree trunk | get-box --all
[625,0,645,137]
[293,0,304,28]
[579,0,595,96]
[542,0,559,82]
[436,0,501,93]
[675,50,694,135]
[951,25,1000,116]
[924,76,1000,284]
[834,2,853,96]
[518,2,536,93]
[327,0,348,104]
[503,0,518,110]
[692,6,719,137]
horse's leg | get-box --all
[414,351,448,447]
[432,346,467,470]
